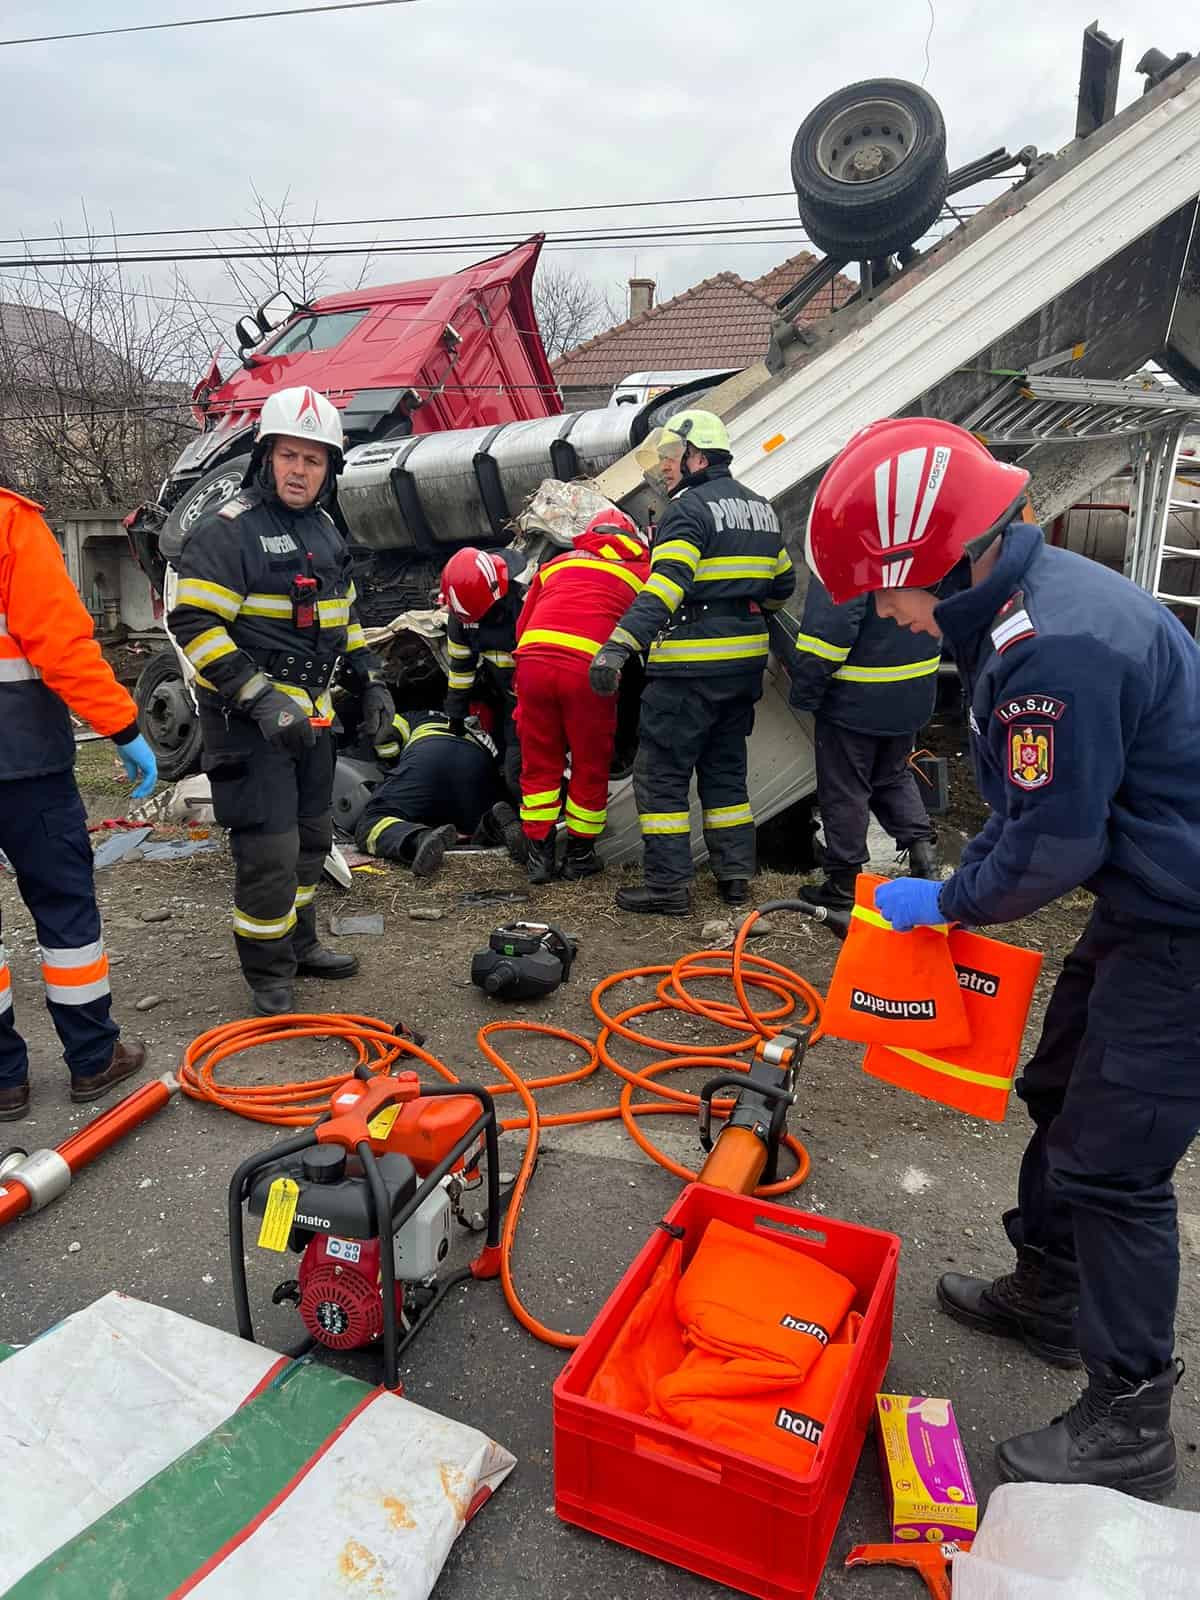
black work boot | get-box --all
[411,823,458,880]
[805,869,856,910]
[563,837,603,881]
[294,904,359,980]
[252,985,295,1018]
[938,1244,1081,1368]
[996,1360,1182,1499]
[717,878,749,907]
[489,802,527,865]
[904,838,939,879]
[615,883,691,916]
[526,835,558,885]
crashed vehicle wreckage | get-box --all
[127,29,1200,866]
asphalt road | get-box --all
[2,844,1197,1598]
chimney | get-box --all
[629,277,655,319]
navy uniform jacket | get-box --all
[443,549,528,720]
[787,576,941,736]
[936,523,1200,928]
[610,464,794,677]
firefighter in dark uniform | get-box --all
[787,573,940,906]
[588,411,795,914]
[440,547,528,799]
[355,710,523,875]
[169,386,394,1016]
[808,416,1200,1499]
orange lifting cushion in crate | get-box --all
[585,1239,685,1414]
[822,874,970,1049]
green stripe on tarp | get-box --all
[0,1344,17,1364]
[6,1360,374,1600]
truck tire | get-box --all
[791,79,948,260]
[159,453,252,566]
[135,646,202,782]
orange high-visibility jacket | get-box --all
[0,489,138,781]
[515,527,650,666]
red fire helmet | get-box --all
[805,418,1031,603]
[581,507,647,547]
[440,548,509,623]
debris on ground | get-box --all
[329,913,386,937]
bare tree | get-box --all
[533,264,618,359]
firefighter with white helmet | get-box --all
[169,385,394,1015]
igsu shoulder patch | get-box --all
[990,590,1036,654]
[217,494,252,520]
[994,693,1066,725]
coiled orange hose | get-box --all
[180,910,824,1347]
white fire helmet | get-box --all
[257,386,345,461]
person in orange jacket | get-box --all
[0,487,157,1121]
[514,510,650,882]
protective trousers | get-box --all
[633,671,761,887]
[355,737,503,861]
[1014,901,1200,1378]
[0,770,119,1087]
[200,710,334,991]
[515,655,617,841]
[813,716,933,874]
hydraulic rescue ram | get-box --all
[0,1073,178,1229]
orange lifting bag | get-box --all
[586,1239,686,1415]
[863,927,1043,1121]
[821,874,970,1049]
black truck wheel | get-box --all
[791,79,948,259]
[159,453,253,566]
[135,646,202,781]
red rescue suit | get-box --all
[514,529,649,841]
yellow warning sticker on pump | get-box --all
[367,1104,400,1139]
[257,1176,300,1252]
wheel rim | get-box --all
[816,98,918,184]
[145,678,196,753]
[179,470,243,533]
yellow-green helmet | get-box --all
[662,409,730,454]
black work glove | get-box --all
[248,686,316,756]
[360,680,396,744]
[588,642,630,698]
[447,717,467,737]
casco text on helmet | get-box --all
[804,418,1030,604]
[440,547,510,623]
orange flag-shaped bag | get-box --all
[821,874,970,1049]
[863,926,1043,1120]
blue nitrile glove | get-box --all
[874,876,945,931]
[115,733,158,799]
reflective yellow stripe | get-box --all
[565,797,606,824]
[833,657,941,683]
[644,573,685,610]
[774,548,794,575]
[375,741,401,759]
[183,627,239,670]
[703,803,753,829]
[346,581,358,605]
[239,593,293,618]
[518,627,600,657]
[394,715,412,743]
[566,816,605,836]
[482,650,515,669]
[522,787,561,807]
[318,598,350,626]
[345,622,367,651]
[407,723,457,745]
[543,556,643,594]
[639,811,691,835]
[611,626,642,653]
[888,1046,1012,1094]
[233,907,297,940]
[652,539,700,572]
[649,632,768,662]
[294,883,317,908]
[694,556,777,580]
[365,816,406,854]
[795,633,851,663]
[448,670,476,690]
[520,804,561,822]
[447,640,474,660]
[852,904,951,936]
[175,577,242,620]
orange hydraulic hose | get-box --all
[179,920,824,1348]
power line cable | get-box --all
[0,0,421,49]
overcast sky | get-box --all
[0,0,1189,339]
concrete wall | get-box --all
[59,511,157,634]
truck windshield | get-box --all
[264,309,369,356]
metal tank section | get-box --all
[1058,440,1200,604]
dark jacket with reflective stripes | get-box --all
[937,522,1200,928]
[168,485,378,719]
[609,464,794,677]
[786,577,940,737]
[444,549,528,719]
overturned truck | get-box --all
[130,30,1200,864]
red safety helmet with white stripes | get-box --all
[581,507,648,549]
[805,418,1031,603]
[440,547,509,623]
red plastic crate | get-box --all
[554,1185,900,1600]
